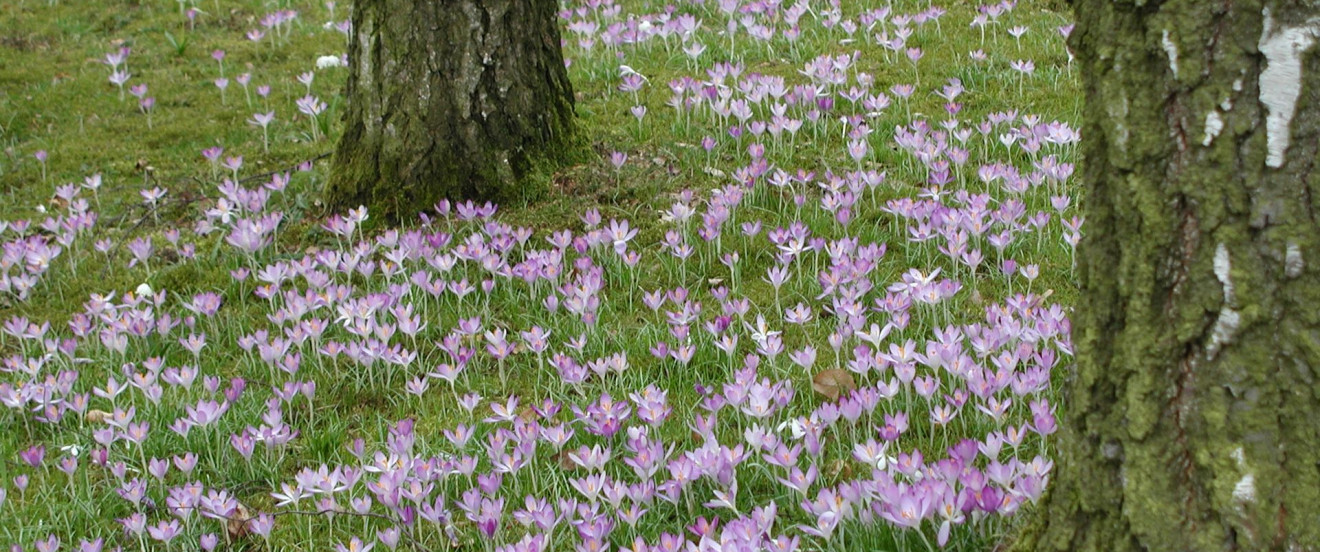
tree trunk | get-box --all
[1014,1,1320,550]
[326,0,577,220]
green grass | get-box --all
[0,0,1080,550]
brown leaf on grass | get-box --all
[518,406,538,423]
[85,409,113,424]
[812,369,856,402]
[827,458,854,481]
[554,449,579,472]
[227,503,252,540]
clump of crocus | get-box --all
[296,95,327,141]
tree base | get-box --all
[325,123,588,222]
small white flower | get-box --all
[618,65,648,81]
[316,55,345,69]
[777,418,806,440]
[136,283,153,297]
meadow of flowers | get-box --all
[0,0,1080,550]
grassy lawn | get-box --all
[0,0,1080,550]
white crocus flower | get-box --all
[316,55,345,69]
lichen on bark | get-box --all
[1012,1,1320,550]
[325,0,580,222]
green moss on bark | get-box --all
[1015,0,1320,550]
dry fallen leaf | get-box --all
[828,458,854,480]
[227,503,252,540]
[554,449,579,471]
[812,369,856,402]
[517,406,538,423]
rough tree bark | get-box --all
[326,0,577,220]
[1014,1,1320,551]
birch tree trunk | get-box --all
[326,0,576,220]
[1015,1,1320,550]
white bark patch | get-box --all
[1285,241,1304,278]
[1258,9,1320,168]
[1208,243,1240,358]
[1233,473,1256,502]
[1203,111,1224,146]
[1107,96,1129,152]
[356,17,377,132]
[1162,30,1180,77]
[1214,242,1235,304]
[1231,447,1255,503]
[1208,308,1241,358]
[1102,442,1122,459]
